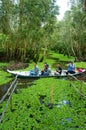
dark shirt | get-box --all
[56,67,62,74]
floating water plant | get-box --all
[0,78,86,130]
[0,52,86,130]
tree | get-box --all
[83,0,86,11]
[51,0,86,61]
[0,0,59,62]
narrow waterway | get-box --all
[0,71,86,100]
[0,78,36,100]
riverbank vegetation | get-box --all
[0,0,86,62]
[0,51,86,129]
[0,51,86,84]
[0,0,86,129]
[0,78,86,129]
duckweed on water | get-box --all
[0,63,12,85]
[0,53,86,130]
[0,70,12,85]
[0,78,86,130]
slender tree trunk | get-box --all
[70,28,78,61]
[84,0,86,11]
[1,0,11,34]
[24,40,27,61]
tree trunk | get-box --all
[84,0,86,11]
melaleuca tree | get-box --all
[54,0,86,60]
[67,0,86,60]
[0,0,59,61]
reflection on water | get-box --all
[0,70,86,100]
[61,117,72,125]
[68,71,86,81]
[0,84,9,100]
[56,100,72,108]
[0,78,36,100]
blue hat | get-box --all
[46,64,49,67]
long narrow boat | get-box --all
[7,69,85,78]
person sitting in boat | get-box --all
[41,63,51,76]
[67,61,75,74]
[54,64,62,75]
[30,62,39,75]
[41,62,47,75]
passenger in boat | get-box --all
[54,64,62,75]
[41,62,47,75]
[67,61,75,74]
[77,68,83,73]
[41,63,51,76]
[30,62,39,75]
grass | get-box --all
[0,52,86,130]
[22,52,75,71]
[75,62,86,68]
[23,52,86,72]
[0,51,86,84]
[49,51,75,62]
[0,63,9,67]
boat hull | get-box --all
[7,69,85,79]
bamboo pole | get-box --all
[10,88,12,111]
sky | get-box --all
[56,0,70,20]
[14,0,69,20]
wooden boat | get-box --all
[7,69,85,78]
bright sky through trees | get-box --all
[56,0,70,20]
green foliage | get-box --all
[0,52,86,129]
[75,62,86,68]
[49,51,75,61]
[0,33,9,51]
[0,0,59,62]
[0,79,86,129]
[0,62,8,67]
[51,0,86,60]
[0,0,86,62]
[0,62,12,84]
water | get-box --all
[0,84,9,99]
[0,78,35,100]
[56,100,72,108]
[0,70,86,100]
